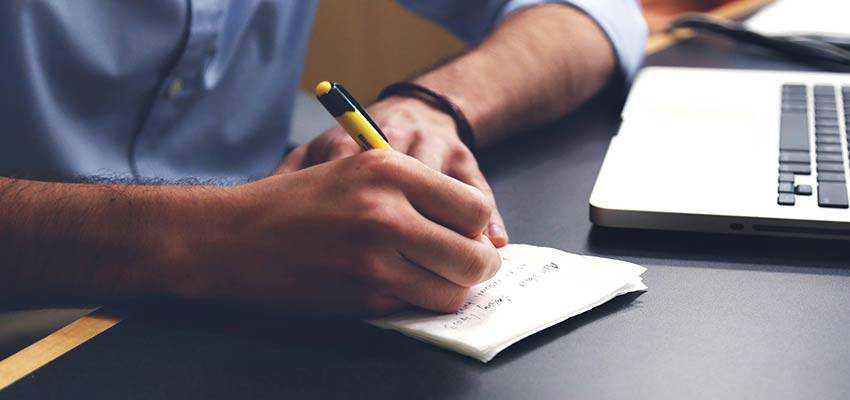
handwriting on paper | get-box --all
[443,259,561,330]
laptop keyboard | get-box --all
[778,84,850,208]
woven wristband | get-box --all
[377,82,477,151]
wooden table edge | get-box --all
[0,308,122,391]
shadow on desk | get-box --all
[80,292,641,398]
[588,226,850,275]
[484,291,644,369]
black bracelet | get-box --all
[377,82,477,151]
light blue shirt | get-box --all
[0,0,646,182]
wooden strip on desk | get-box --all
[646,0,776,54]
[0,308,121,391]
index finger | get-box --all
[389,155,492,238]
[447,158,509,248]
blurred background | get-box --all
[299,0,741,101]
[290,0,747,141]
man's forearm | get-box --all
[0,177,219,301]
[415,4,616,146]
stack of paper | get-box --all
[369,244,646,362]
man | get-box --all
[0,1,646,314]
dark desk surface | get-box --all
[6,37,850,400]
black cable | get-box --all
[666,14,850,72]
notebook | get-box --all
[369,244,647,362]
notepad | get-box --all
[369,244,646,362]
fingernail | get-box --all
[488,223,508,247]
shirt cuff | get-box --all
[498,0,648,82]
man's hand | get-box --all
[278,96,508,247]
[276,2,622,250]
[188,150,501,315]
[0,151,500,316]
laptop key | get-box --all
[795,184,813,196]
[778,193,796,206]
[814,84,835,93]
[816,122,840,129]
[818,144,842,153]
[779,182,795,193]
[818,182,849,208]
[817,136,841,145]
[780,164,811,174]
[817,153,844,163]
[817,172,846,182]
[779,113,810,152]
[779,152,810,163]
[779,172,795,183]
[817,163,845,173]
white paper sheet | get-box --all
[747,0,850,37]
[369,244,647,362]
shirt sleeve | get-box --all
[396,0,648,81]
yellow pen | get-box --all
[315,81,392,151]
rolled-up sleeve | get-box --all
[397,0,648,81]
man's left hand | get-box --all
[278,96,508,247]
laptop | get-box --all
[590,66,850,239]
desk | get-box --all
[5,37,850,400]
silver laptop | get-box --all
[590,66,850,239]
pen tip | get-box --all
[315,81,332,96]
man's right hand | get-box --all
[178,150,501,315]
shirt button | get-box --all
[166,78,184,98]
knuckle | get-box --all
[359,201,404,238]
[353,253,386,283]
[357,150,406,180]
[382,126,408,142]
[358,148,393,164]
[450,145,475,164]
[328,138,359,159]
[410,128,427,142]
[327,135,350,148]
[483,247,502,280]
[476,178,496,197]
[458,250,490,287]
[467,188,492,227]
[440,287,470,313]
